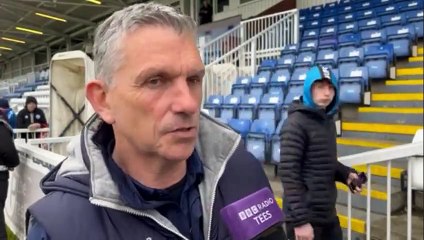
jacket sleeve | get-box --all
[0,124,20,168]
[278,118,309,227]
[335,161,356,185]
[16,110,26,128]
[27,215,50,240]
[38,110,48,128]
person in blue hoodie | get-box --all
[279,66,363,240]
[26,3,286,240]
[0,99,16,128]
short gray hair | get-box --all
[93,2,197,85]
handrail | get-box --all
[206,10,298,67]
[339,142,423,166]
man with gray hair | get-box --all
[26,2,285,239]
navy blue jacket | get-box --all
[27,113,282,240]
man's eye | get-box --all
[147,78,162,87]
[188,77,202,85]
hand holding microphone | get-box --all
[220,188,285,240]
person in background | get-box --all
[0,109,20,240]
[199,0,213,25]
[26,3,286,240]
[279,66,362,240]
[0,99,16,128]
[16,96,48,139]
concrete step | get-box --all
[341,121,422,142]
[371,93,423,107]
[373,79,424,93]
[418,47,423,55]
[396,67,423,77]
[354,107,424,125]
[409,56,423,62]
[337,137,401,156]
[336,182,405,214]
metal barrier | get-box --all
[202,10,299,101]
[340,131,423,240]
[200,9,298,65]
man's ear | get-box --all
[85,80,115,124]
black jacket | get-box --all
[278,100,354,227]
[16,108,48,129]
[0,119,20,177]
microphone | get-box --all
[220,187,285,240]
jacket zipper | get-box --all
[90,198,189,240]
[206,136,241,240]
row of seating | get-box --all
[299,0,422,22]
[217,117,284,164]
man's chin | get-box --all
[161,144,196,161]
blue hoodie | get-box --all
[0,99,16,128]
[302,66,339,115]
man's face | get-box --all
[27,102,36,112]
[101,26,204,162]
[311,79,335,108]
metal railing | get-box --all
[213,0,284,22]
[340,134,423,240]
[200,9,298,65]
[202,10,298,101]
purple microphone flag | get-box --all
[220,187,284,240]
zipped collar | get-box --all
[54,112,241,239]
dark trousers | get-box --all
[0,178,8,240]
[285,217,343,240]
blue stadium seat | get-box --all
[320,26,337,38]
[231,76,251,96]
[291,67,309,81]
[303,29,319,40]
[203,95,224,117]
[386,25,415,57]
[338,22,359,34]
[2,93,21,100]
[405,10,423,38]
[238,94,262,121]
[257,93,284,121]
[270,118,286,165]
[339,66,368,104]
[338,47,364,72]
[364,44,394,79]
[359,18,381,31]
[284,81,304,105]
[268,69,291,94]
[373,0,391,7]
[228,118,251,139]
[258,59,277,73]
[321,16,337,26]
[381,13,406,27]
[304,20,321,30]
[316,49,338,68]
[246,119,276,162]
[361,29,387,49]
[299,40,318,52]
[398,1,422,13]
[338,9,356,21]
[250,72,271,96]
[318,38,337,50]
[220,95,241,120]
[322,7,338,18]
[357,9,376,20]
[338,33,361,48]
[277,54,296,69]
[354,1,373,11]
[294,51,316,68]
[376,4,398,17]
[281,44,299,55]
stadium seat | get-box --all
[405,10,423,38]
[361,29,387,49]
[231,76,251,96]
[250,72,271,96]
[320,26,337,38]
[246,119,276,162]
[398,1,423,13]
[277,54,296,69]
[318,38,338,50]
[357,9,376,20]
[338,47,364,72]
[359,18,381,31]
[294,51,316,68]
[220,94,241,120]
[364,44,394,79]
[339,66,369,104]
[376,4,398,17]
[238,94,262,121]
[386,25,415,57]
[321,16,337,27]
[284,81,304,105]
[338,22,359,35]
[270,118,286,165]
[315,49,338,68]
[281,44,299,55]
[303,29,319,40]
[299,40,318,52]
[257,93,284,122]
[338,33,361,48]
[258,59,277,73]
[203,95,224,117]
[268,69,291,94]
[228,118,252,139]
[381,13,406,27]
